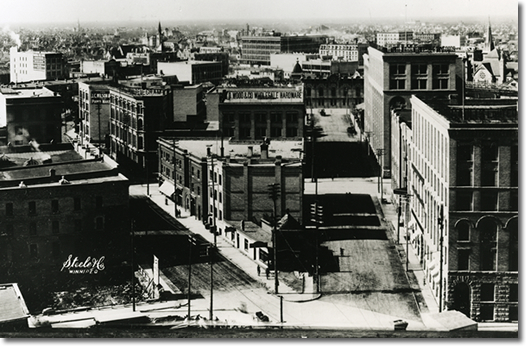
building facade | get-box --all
[303,74,364,109]
[10,47,66,83]
[407,95,518,322]
[319,43,367,64]
[207,86,305,142]
[157,61,224,85]
[157,137,209,222]
[78,82,111,147]
[0,146,129,289]
[0,87,63,146]
[108,76,171,172]
[240,35,326,66]
[376,32,414,47]
[363,45,458,177]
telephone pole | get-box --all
[207,146,217,321]
[310,201,323,293]
[376,149,385,202]
[268,183,280,294]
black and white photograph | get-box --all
[0,0,519,338]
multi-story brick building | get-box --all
[157,138,304,276]
[10,47,66,83]
[240,34,327,66]
[156,138,303,228]
[0,144,129,289]
[363,45,458,177]
[0,87,63,146]
[407,95,518,322]
[303,73,364,109]
[207,86,305,143]
[108,76,171,172]
[78,82,110,147]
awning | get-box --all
[250,241,268,248]
[159,181,175,196]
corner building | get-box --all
[408,95,518,322]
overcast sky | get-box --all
[0,0,518,25]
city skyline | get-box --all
[0,0,518,27]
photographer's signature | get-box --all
[61,254,105,274]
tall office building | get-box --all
[363,45,458,177]
[407,95,518,321]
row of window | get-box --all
[455,190,518,211]
[456,218,518,271]
[476,283,518,321]
[456,144,518,187]
[4,197,103,216]
[3,217,105,237]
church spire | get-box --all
[485,16,495,52]
[158,21,164,52]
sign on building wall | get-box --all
[91,92,110,104]
[153,255,159,286]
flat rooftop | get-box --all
[0,87,58,99]
[0,160,118,182]
[421,98,518,125]
[160,138,303,161]
[0,283,30,324]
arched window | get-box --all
[456,220,470,241]
[478,218,498,271]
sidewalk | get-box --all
[129,183,319,303]
[377,179,439,315]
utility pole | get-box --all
[376,149,384,202]
[397,195,401,245]
[404,195,412,272]
[310,201,323,293]
[207,146,217,321]
[268,183,280,294]
[438,204,444,312]
[130,219,136,312]
[187,235,197,320]
[173,138,178,217]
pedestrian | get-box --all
[265,267,269,279]
[257,266,260,276]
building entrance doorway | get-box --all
[452,282,471,317]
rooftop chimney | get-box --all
[247,146,253,158]
[49,168,56,178]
